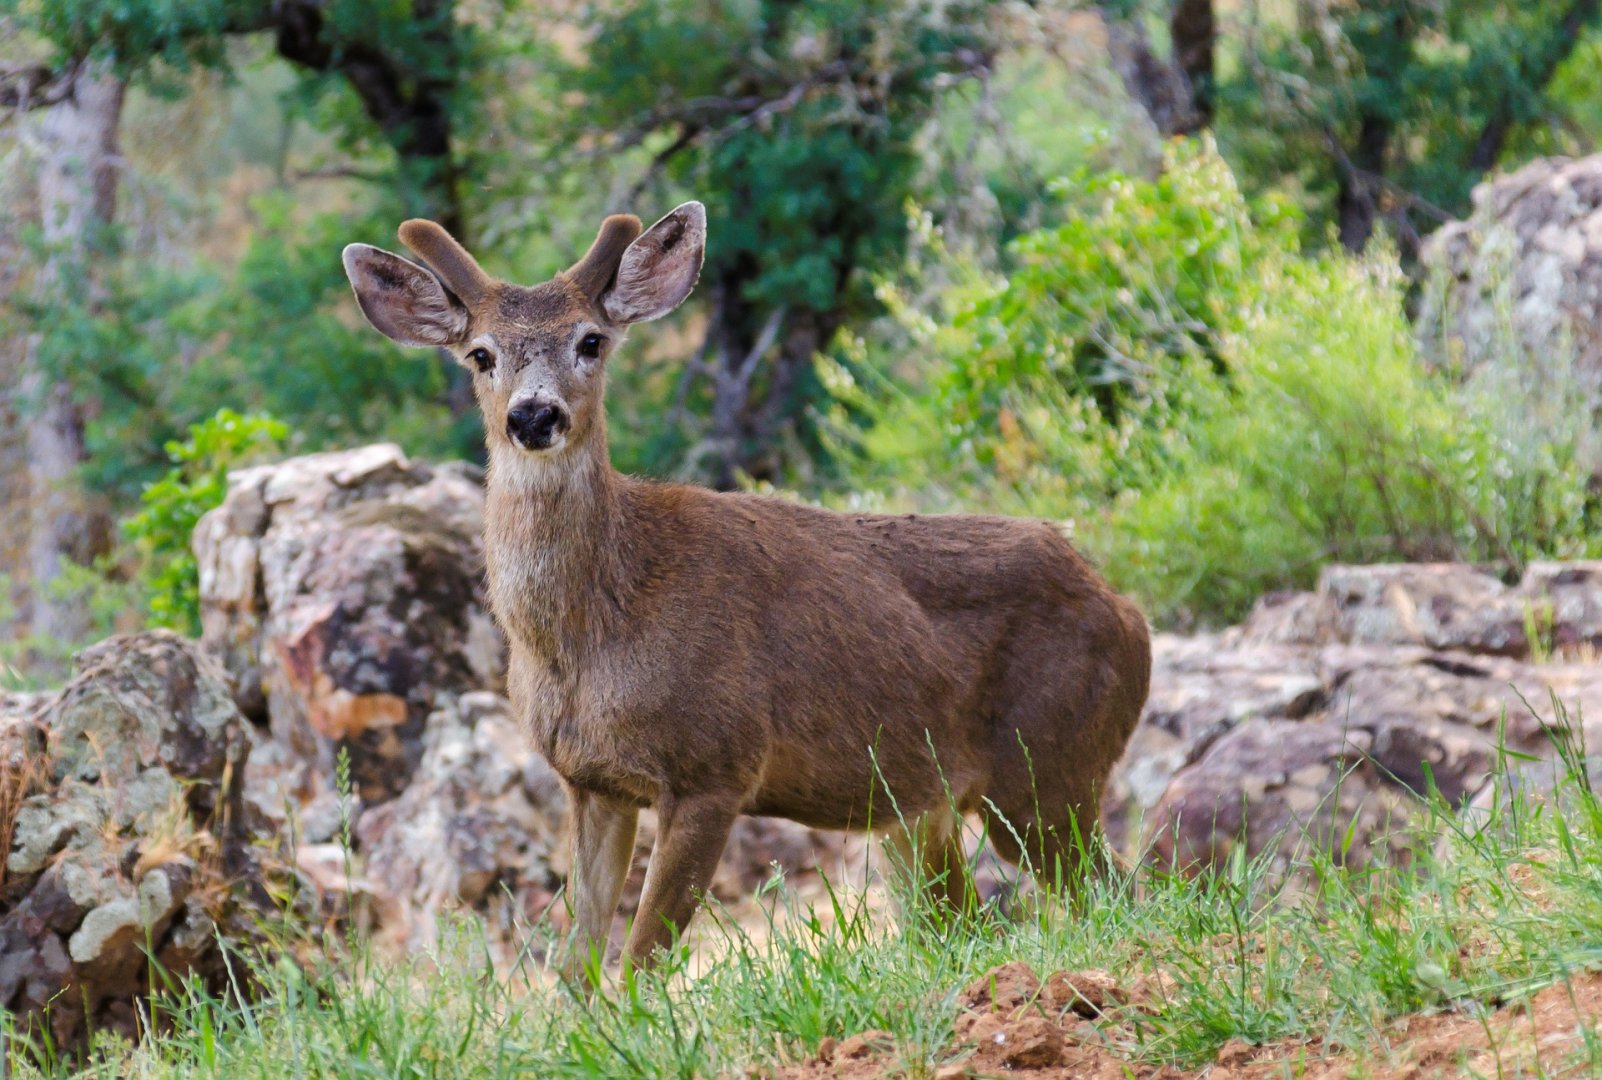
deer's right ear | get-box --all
[341,244,470,347]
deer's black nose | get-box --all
[507,401,569,450]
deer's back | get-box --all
[543,482,1146,828]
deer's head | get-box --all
[342,203,705,460]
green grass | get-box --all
[9,705,1602,1078]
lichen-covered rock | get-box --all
[1109,561,1602,873]
[354,692,567,947]
[1145,720,1413,875]
[1103,634,1321,850]
[1420,154,1602,387]
[1315,564,1527,656]
[194,444,504,801]
[0,632,271,1051]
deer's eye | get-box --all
[467,347,494,373]
[577,332,605,360]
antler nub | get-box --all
[397,219,493,309]
[565,214,644,302]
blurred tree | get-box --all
[564,0,998,487]
[1099,0,1214,137]
[2,0,472,232]
[1222,0,1602,254]
[1099,1,1602,255]
[0,0,482,645]
[1,58,125,647]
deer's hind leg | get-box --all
[883,805,974,916]
[981,662,1135,891]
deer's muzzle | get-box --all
[507,400,570,451]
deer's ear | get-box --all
[342,243,469,347]
[602,201,706,324]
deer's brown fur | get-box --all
[342,204,1152,976]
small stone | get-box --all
[836,1030,893,1060]
[1131,969,1179,1010]
[1215,1038,1256,1066]
[1044,968,1125,1017]
[960,960,1041,1013]
[961,1013,1004,1045]
[999,1016,1064,1068]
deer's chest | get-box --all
[504,631,667,808]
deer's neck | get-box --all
[484,435,626,661]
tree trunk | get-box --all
[703,276,839,490]
[21,62,124,649]
[1335,112,1390,253]
[1101,3,1212,137]
[706,270,766,490]
[1170,0,1215,130]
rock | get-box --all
[1314,564,1526,656]
[835,1030,894,1060]
[1420,154,1602,393]
[1215,1038,1258,1067]
[1321,647,1557,803]
[960,961,1042,1014]
[1144,719,1413,875]
[1104,633,1322,849]
[354,694,566,948]
[0,632,277,1052]
[998,1015,1065,1068]
[1106,560,1602,874]
[194,444,504,801]
[1043,968,1125,1018]
[1517,561,1602,658]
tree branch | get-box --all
[0,61,81,113]
[1467,0,1602,173]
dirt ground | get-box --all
[771,961,1602,1079]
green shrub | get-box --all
[122,408,288,635]
[823,140,1600,626]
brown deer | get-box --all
[341,202,1152,976]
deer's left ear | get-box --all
[602,201,706,324]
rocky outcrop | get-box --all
[0,632,274,1050]
[1420,154,1602,389]
[1112,562,1602,873]
[194,444,504,801]
[26,442,1602,1056]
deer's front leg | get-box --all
[624,792,739,967]
[564,789,639,983]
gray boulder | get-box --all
[194,444,504,801]
[1114,561,1602,874]
[1420,154,1602,389]
[0,632,273,1051]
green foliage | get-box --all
[934,142,1298,452]
[11,198,472,512]
[122,408,286,634]
[826,141,1600,626]
[8,0,243,71]
[1214,0,1602,241]
[564,0,998,474]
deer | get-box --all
[341,202,1152,980]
